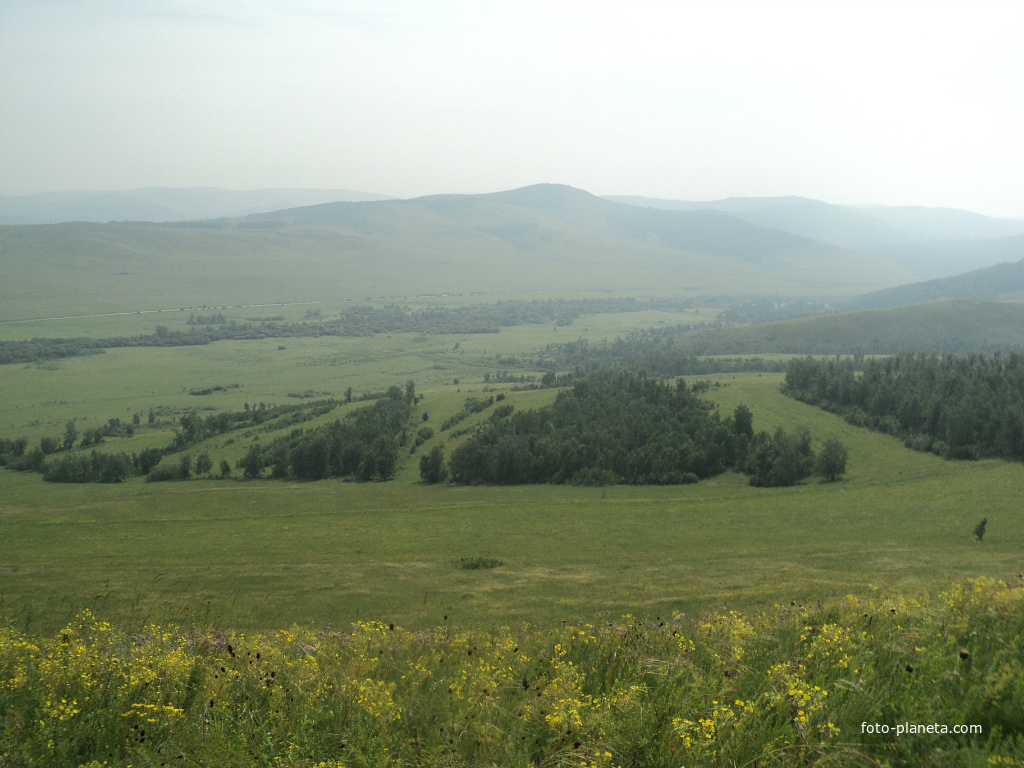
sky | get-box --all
[2,0,1023,218]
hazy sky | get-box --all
[2,0,1023,217]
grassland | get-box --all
[3,295,1024,766]
[2,365,1020,636]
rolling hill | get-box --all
[0,184,916,323]
[846,257,1024,310]
[0,187,393,225]
[670,299,1024,356]
[609,194,1024,277]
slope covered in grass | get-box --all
[2,578,1021,767]
[672,299,1024,356]
[0,185,914,322]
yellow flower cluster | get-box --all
[352,677,402,723]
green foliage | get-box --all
[974,518,987,542]
[816,437,849,482]
[785,352,1024,460]
[745,426,816,487]
[664,300,1024,357]
[419,444,447,483]
[734,403,754,437]
[448,370,747,485]
[454,555,503,570]
[61,419,77,451]
[525,331,791,380]
[264,389,412,482]
[440,395,494,431]
[0,298,689,365]
[41,450,134,483]
[194,451,213,476]
[240,443,264,480]
[3,579,1024,767]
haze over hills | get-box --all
[0,184,918,322]
[0,188,393,225]
[846,255,1024,310]
[673,299,1024,357]
[608,194,1024,278]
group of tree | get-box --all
[518,331,794,385]
[0,395,349,484]
[424,371,847,488]
[440,371,747,486]
[744,427,848,487]
[0,298,696,365]
[242,383,416,482]
[784,353,1024,460]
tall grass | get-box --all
[3,577,1023,767]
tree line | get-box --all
[783,353,1024,460]
[0,298,692,365]
[431,370,845,487]
[516,331,795,383]
[0,397,345,483]
[244,383,416,481]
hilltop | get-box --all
[0,184,914,322]
[609,194,1024,277]
[0,187,392,224]
[846,255,1024,310]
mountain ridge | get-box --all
[0,184,919,322]
[608,193,1024,277]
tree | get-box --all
[357,436,398,481]
[195,452,213,476]
[419,444,447,483]
[816,438,849,482]
[219,459,232,479]
[240,443,264,480]
[733,404,754,438]
[179,453,192,480]
[746,427,815,487]
[62,420,78,452]
[974,518,987,542]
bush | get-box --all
[816,438,849,482]
[419,445,447,483]
[746,427,815,487]
[146,461,184,482]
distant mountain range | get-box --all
[3,183,1022,323]
[0,188,393,225]
[608,195,1024,278]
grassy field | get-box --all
[3,302,1023,767]
[2,369,1020,636]
[1,307,1021,631]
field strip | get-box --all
[0,300,324,325]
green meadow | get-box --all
[2,356,1019,635]
[3,294,1024,766]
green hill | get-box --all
[672,299,1024,356]
[847,256,1024,310]
[609,194,1024,277]
[0,185,915,323]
